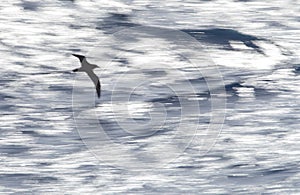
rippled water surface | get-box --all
[1,0,300,194]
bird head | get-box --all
[92,64,99,69]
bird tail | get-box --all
[72,68,79,72]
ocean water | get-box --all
[0,0,300,194]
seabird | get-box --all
[72,54,101,98]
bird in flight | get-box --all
[72,54,101,98]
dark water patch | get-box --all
[224,81,277,100]
[19,1,41,11]
[48,85,73,92]
[42,32,57,36]
[1,72,21,78]
[22,124,45,131]
[228,163,248,169]
[15,61,26,66]
[149,95,181,107]
[21,128,64,138]
[250,129,288,136]
[225,164,297,185]
[68,48,82,53]
[254,87,277,98]
[149,95,182,119]
[195,92,211,99]
[132,117,151,123]
[176,165,203,169]
[21,130,41,136]
[0,145,30,155]
[52,106,72,112]
[223,137,235,143]
[69,24,91,30]
[111,57,130,66]
[0,93,16,101]
[22,116,50,122]
[37,162,52,167]
[261,79,273,82]
[84,175,97,181]
[256,165,298,181]
[225,82,243,91]
[225,81,243,98]
[126,123,177,140]
[204,153,232,161]
[183,28,266,54]
[293,65,300,74]
[62,71,74,76]
[13,51,35,58]
[188,77,206,84]
[0,104,16,112]
[40,65,59,71]
[99,119,133,142]
[268,21,288,28]
[227,163,259,169]
[96,13,139,34]
[20,71,72,76]
[279,116,300,124]
[33,176,58,184]
[141,184,179,194]
[0,79,18,87]
[0,174,58,186]
[78,164,97,170]
[260,167,295,176]
[0,173,34,178]
[142,69,167,77]
[260,168,290,176]
[195,94,211,113]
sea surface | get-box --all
[0,0,300,194]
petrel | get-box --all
[72,54,101,98]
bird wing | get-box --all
[87,70,101,98]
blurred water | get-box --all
[0,0,300,194]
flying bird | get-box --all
[72,54,101,98]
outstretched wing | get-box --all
[72,54,86,63]
[87,70,101,98]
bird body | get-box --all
[72,54,101,98]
